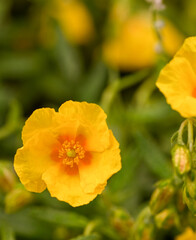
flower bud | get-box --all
[0,161,16,193]
[191,151,196,169]
[184,172,196,199]
[183,187,196,215]
[5,184,33,213]
[155,208,179,229]
[150,179,174,215]
[176,190,186,212]
[133,208,155,240]
[110,208,133,239]
[172,145,190,175]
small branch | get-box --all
[177,119,188,145]
[188,118,194,152]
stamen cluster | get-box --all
[58,140,85,167]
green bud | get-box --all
[110,208,133,239]
[154,208,179,229]
[0,161,16,192]
[133,208,156,240]
[184,172,196,199]
[172,145,190,175]
[5,184,33,213]
[176,189,186,212]
[150,179,174,215]
[183,187,196,215]
[191,151,196,169]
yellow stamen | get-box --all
[58,140,85,167]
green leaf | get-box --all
[0,208,52,239]
[134,131,172,178]
[0,100,22,139]
[78,61,107,102]
[0,223,15,240]
[30,207,88,228]
[54,26,83,83]
[0,52,45,78]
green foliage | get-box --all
[30,207,88,228]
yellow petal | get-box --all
[22,107,81,144]
[22,108,60,144]
[42,164,98,207]
[175,228,196,240]
[14,131,57,193]
[176,37,196,74]
[156,56,196,117]
[59,101,110,152]
[49,0,94,44]
[79,131,121,194]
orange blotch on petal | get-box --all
[58,135,73,144]
[51,134,89,176]
[79,151,91,166]
[192,87,196,98]
[61,163,79,176]
[75,134,87,148]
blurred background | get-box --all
[0,0,195,239]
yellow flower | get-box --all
[103,7,184,71]
[40,0,95,46]
[175,228,196,240]
[156,37,196,118]
[14,101,121,207]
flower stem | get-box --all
[188,118,194,152]
[177,119,188,145]
[100,69,150,113]
[83,220,100,236]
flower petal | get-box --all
[176,37,196,74]
[156,56,196,117]
[59,101,110,152]
[42,164,99,207]
[79,131,121,194]
[22,107,80,144]
[22,108,60,144]
[14,131,57,193]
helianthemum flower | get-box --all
[102,0,183,71]
[156,37,196,118]
[14,101,121,207]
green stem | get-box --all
[152,11,163,46]
[0,223,15,240]
[117,69,150,91]
[151,6,168,58]
[188,118,194,152]
[177,119,188,145]
[83,220,100,236]
[100,69,150,113]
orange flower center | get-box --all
[58,140,85,168]
[192,87,196,98]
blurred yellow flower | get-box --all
[175,228,196,240]
[103,5,184,71]
[156,37,196,118]
[14,101,121,207]
[40,0,95,46]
